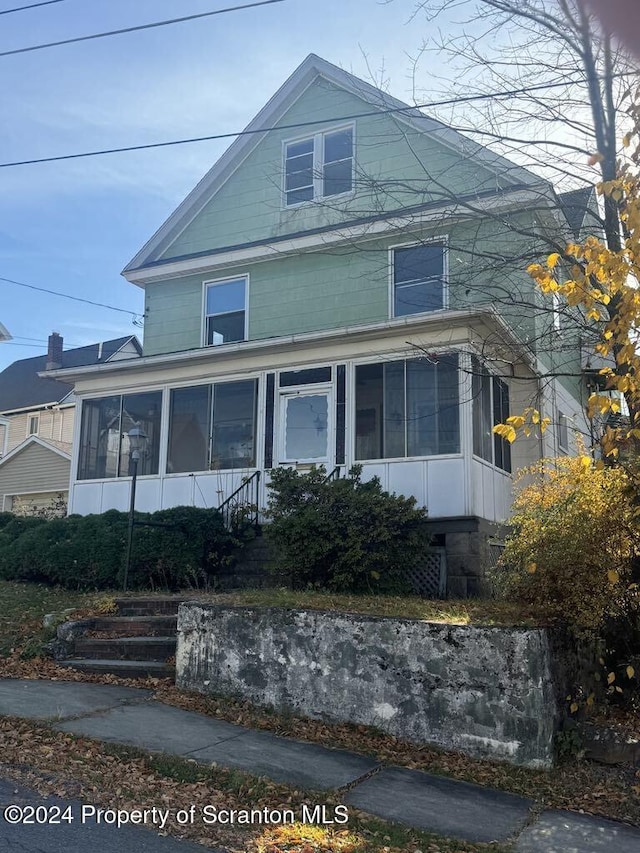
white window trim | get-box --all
[201,274,249,347]
[27,413,39,437]
[388,237,450,319]
[557,410,570,453]
[281,123,356,209]
[277,386,335,466]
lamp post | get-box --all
[123,423,148,592]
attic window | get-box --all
[284,126,353,206]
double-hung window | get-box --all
[472,356,511,473]
[204,277,247,346]
[392,242,446,317]
[284,126,353,206]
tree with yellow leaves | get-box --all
[495,99,640,466]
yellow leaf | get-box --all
[608,569,620,585]
[580,456,591,470]
[608,671,616,684]
[548,252,560,268]
[627,665,635,679]
[527,563,537,574]
[569,702,579,713]
[586,694,595,706]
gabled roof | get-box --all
[0,335,142,414]
[123,53,546,276]
[0,435,72,468]
[557,187,598,239]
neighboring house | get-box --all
[0,332,141,513]
[51,55,595,594]
[0,323,11,343]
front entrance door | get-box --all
[278,390,333,465]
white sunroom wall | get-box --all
[67,344,523,523]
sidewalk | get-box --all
[0,679,639,851]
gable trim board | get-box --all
[123,54,546,276]
[0,435,72,468]
[0,437,72,513]
[125,184,553,286]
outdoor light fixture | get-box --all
[123,423,148,592]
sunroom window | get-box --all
[284,126,353,206]
[472,356,511,473]
[78,391,162,480]
[167,379,258,473]
[355,355,459,460]
[393,243,446,317]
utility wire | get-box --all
[0,71,629,169]
[0,0,64,15]
[0,275,142,317]
[0,0,284,58]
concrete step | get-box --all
[114,597,189,617]
[74,636,176,661]
[59,659,175,678]
[91,615,177,636]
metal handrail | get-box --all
[322,465,342,483]
[216,470,261,533]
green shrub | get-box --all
[496,454,640,630]
[0,506,240,591]
[264,465,430,593]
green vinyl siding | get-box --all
[159,76,504,262]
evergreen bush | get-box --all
[0,505,239,590]
[264,465,430,593]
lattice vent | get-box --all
[405,547,446,598]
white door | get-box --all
[278,390,333,465]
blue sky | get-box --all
[0,0,462,370]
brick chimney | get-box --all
[46,331,63,370]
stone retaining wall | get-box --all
[176,603,558,768]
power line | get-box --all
[0,275,142,317]
[0,0,64,15]
[0,0,284,58]
[0,71,630,169]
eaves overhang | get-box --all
[43,308,537,385]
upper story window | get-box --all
[205,277,247,346]
[27,415,39,436]
[392,242,447,317]
[284,126,354,207]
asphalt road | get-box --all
[0,778,225,853]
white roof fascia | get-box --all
[44,307,532,384]
[122,54,545,276]
[0,435,72,468]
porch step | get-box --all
[58,659,175,679]
[114,597,187,617]
[74,636,176,661]
[91,615,177,636]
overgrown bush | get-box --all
[264,465,430,593]
[0,506,239,591]
[496,454,640,630]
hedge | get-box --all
[0,506,239,590]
